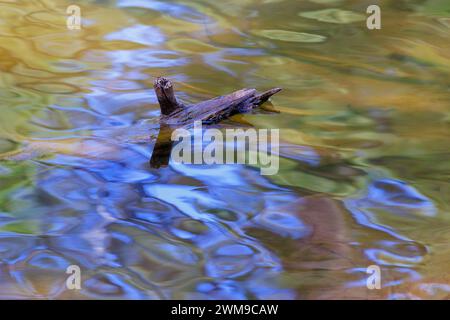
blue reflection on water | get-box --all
[117,0,212,23]
[345,178,437,240]
[105,25,166,46]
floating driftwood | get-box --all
[150,77,282,167]
[154,77,281,125]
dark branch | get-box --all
[150,77,282,168]
[154,77,281,126]
[154,77,183,116]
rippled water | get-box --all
[0,0,449,299]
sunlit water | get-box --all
[0,0,449,299]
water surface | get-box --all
[0,0,449,299]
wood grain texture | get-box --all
[154,77,281,126]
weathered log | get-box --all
[150,77,281,167]
[154,77,281,126]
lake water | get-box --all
[0,0,449,299]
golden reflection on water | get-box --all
[0,0,449,299]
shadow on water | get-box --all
[149,125,174,169]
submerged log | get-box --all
[154,77,281,126]
[150,77,281,167]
